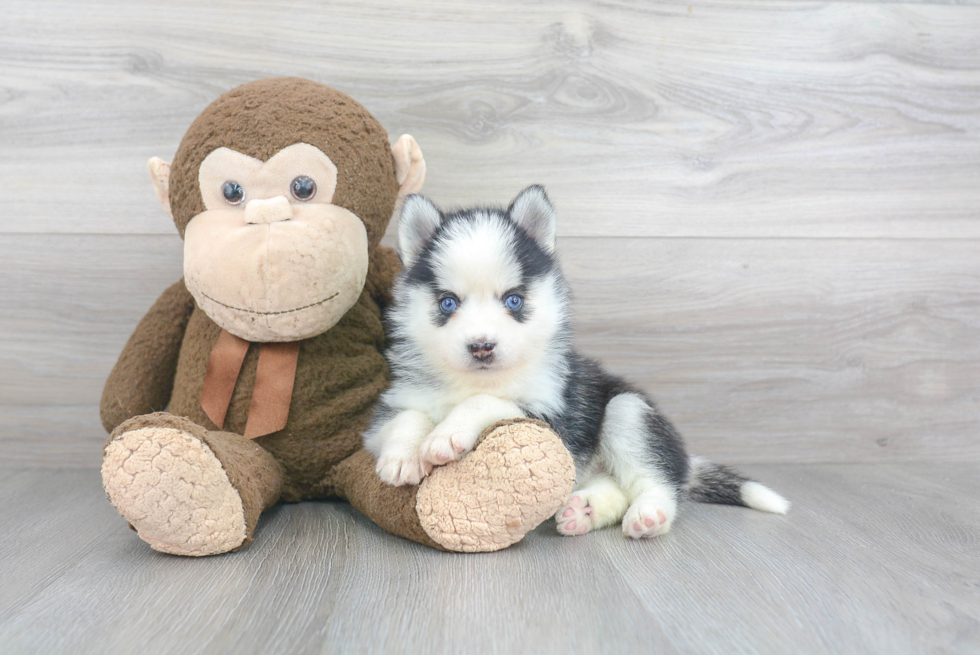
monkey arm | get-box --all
[100,279,196,432]
[365,245,402,312]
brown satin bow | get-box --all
[200,330,301,439]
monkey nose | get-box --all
[244,196,293,224]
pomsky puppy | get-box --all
[364,186,789,539]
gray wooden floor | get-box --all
[1,464,977,655]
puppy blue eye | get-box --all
[505,294,523,310]
[439,297,458,313]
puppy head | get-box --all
[394,186,567,379]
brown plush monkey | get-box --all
[100,78,574,555]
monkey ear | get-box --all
[509,185,557,253]
[397,194,441,268]
[391,135,426,198]
[147,157,172,216]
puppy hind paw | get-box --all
[622,502,672,539]
[555,494,595,536]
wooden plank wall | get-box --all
[1,0,978,467]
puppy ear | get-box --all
[397,194,441,267]
[508,185,556,253]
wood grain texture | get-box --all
[562,237,980,464]
[0,464,977,654]
[1,1,978,237]
[0,234,182,466]
[2,234,977,466]
[2,2,979,464]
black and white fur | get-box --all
[365,186,789,539]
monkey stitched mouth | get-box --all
[199,291,339,316]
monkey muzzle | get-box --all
[183,203,369,342]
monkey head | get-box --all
[146,78,424,342]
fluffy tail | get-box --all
[686,457,790,514]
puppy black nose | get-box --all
[468,341,495,360]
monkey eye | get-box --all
[222,181,245,205]
[290,176,317,201]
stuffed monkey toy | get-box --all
[100,78,574,555]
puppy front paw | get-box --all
[376,452,430,487]
[419,422,481,468]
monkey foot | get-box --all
[415,419,576,552]
[102,414,247,556]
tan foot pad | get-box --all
[416,419,575,552]
[102,425,246,556]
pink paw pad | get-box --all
[623,506,671,539]
[555,494,595,537]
